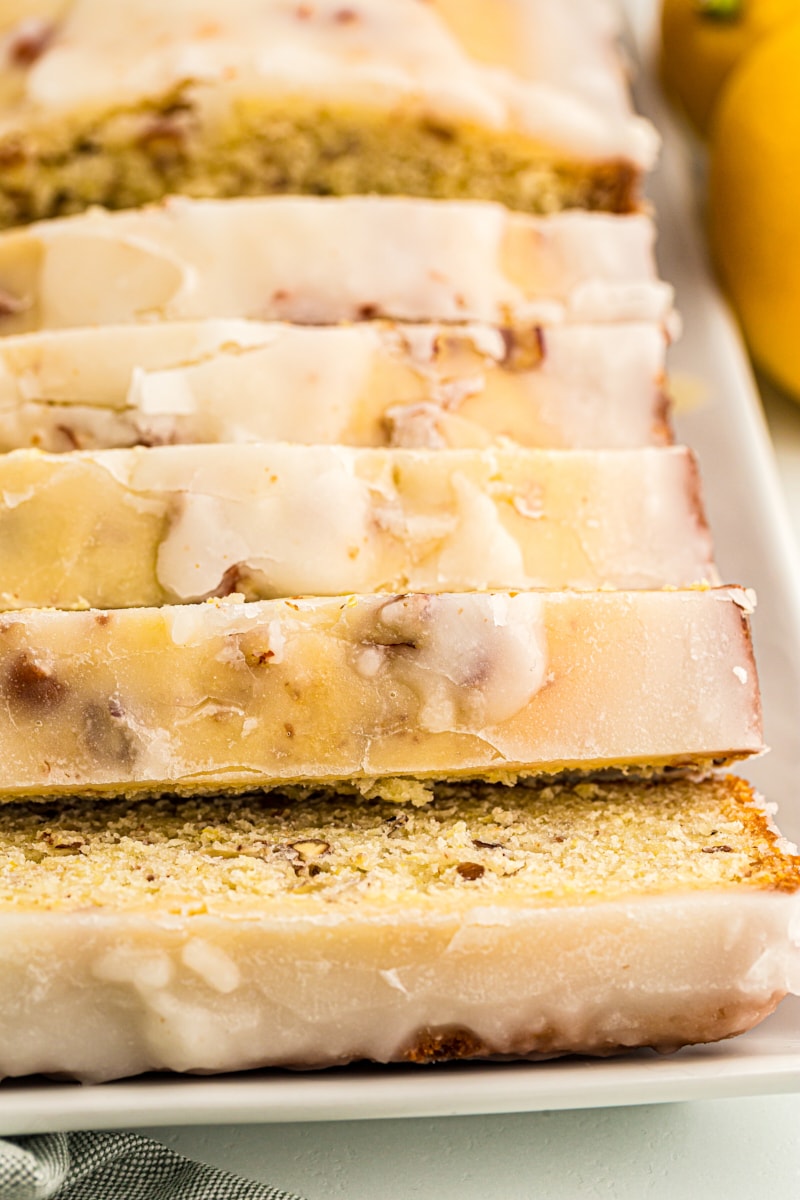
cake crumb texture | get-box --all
[0,776,796,917]
[0,0,655,225]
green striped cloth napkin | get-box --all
[0,1132,304,1199]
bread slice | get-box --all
[0,0,657,228]
[0,775,795,1081]
[0,589,761,800]
[0,444,714,608]
[0,319,671,453]
[0,197,674,335]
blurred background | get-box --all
[648,0,800,554]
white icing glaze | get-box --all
[0,197,675,334]
[0,0,657,166]
[433,472,528,590]
[0,444,717,606]
[361,593,547,732]
[0,889,794,1080]
[165,600,272,647]
[0,319,671,452]
[157,454,376,598]
[181,939,241,994]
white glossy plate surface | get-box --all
[1,10,800,1133]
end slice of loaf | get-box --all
[0,775,795,1081]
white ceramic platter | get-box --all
[1,7,800,1133]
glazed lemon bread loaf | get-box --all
[0,776,795,1080]
[0,444,715,608]
[0,196,674,334]
[0,0,656,228]
[0,590,761,801]
[0,319,672,452]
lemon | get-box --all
[708,19,800,397]
[660,0,800,136]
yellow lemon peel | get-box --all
[709,18,800,398]
[660,0,800,136]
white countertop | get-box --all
[141,1080,800,1199]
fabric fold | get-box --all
[0,1132,304,1200]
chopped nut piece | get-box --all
[6,653,67,709]
[288,839,331,862]
[456,861,485,881]
[0,289,25,317]
[499,325,545,371]
[7,20,54,67]
[36,831,86,855]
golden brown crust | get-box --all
[652,386,675,445]
[404,1028,489,1065]
[721,776,800,893]
[401,990,787,1064]
[581,158,640,215]
[685,446,711,542]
